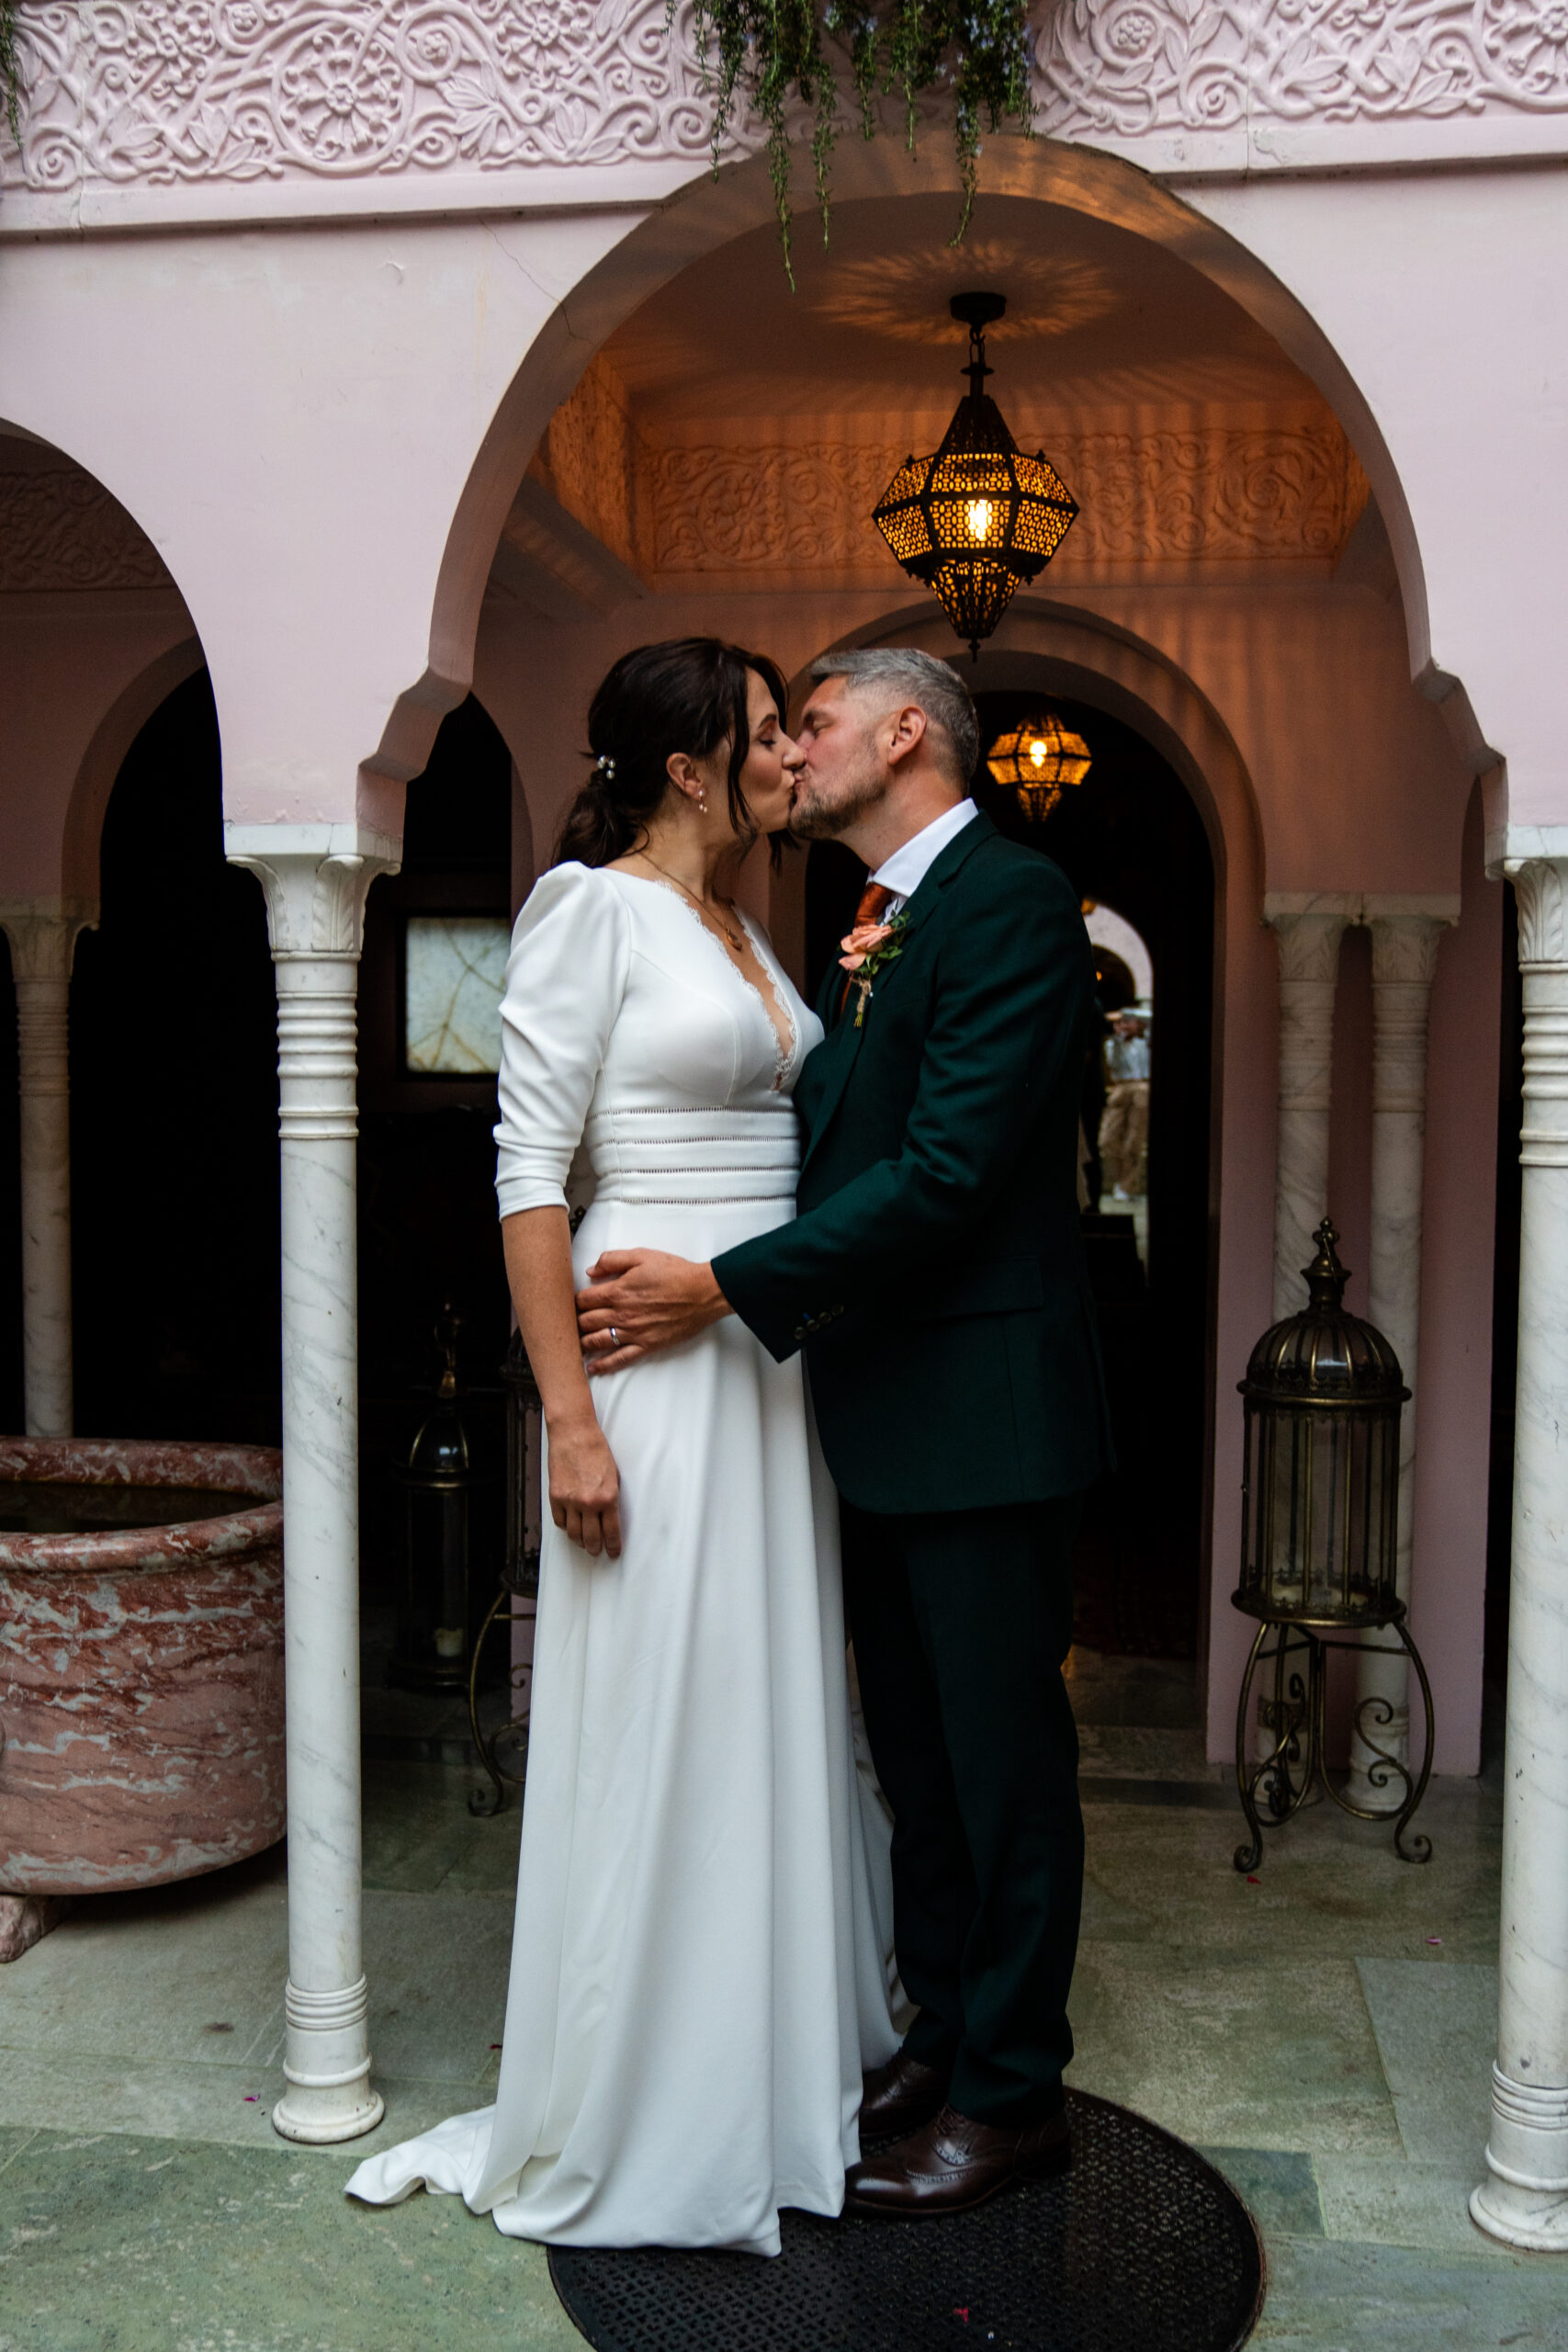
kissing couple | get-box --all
[349,639,1110,2254]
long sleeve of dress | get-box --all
[493,863,631,1221]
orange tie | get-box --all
[838,881,896,1019]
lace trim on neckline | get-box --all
[625,873,799,1093]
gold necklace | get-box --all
[637,853,745,955]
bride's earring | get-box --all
[697,790,708,814]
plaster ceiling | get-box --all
[602,193,1329,436]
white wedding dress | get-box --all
[346,861,899,2256]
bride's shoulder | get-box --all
[508,862,633,968]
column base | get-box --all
[1471,2068,1568,2250]
[272,2079,386,2145]
[271,1973,386,2145]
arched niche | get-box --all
[416,132,1438,797]
[780,596,1272,1736]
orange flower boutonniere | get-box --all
[839,912,908,1028]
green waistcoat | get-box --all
[714,810,1112,1516]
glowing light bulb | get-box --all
[966,498,991,539]
[1029,740,1047,768]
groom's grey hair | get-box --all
[808,648,979,788]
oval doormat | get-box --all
[548,2089,1264,2352]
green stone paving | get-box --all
[3,1662,1562,2351]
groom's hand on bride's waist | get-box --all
[578,1250,732,1373]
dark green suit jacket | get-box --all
[714,811,1111,1516]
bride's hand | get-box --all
[578,1250,731,1373]
[546,1409,623,1558]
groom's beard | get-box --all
[788,740,889,842]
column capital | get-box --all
[1262,899,1355,985]
[0,898,98,981]
[1367,908,1456,989]
[224,826,400,961]
[1506,855,1568,970]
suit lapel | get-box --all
[799,809,998,1177]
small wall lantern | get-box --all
[389,1303,489,1693]
[468,1326,543,1816]
[1233,1221,1434,1868]
[985,710,1091,820]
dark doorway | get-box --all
[804,691,1214,1657]
[72,671,281,1445]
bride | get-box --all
[347,638,899,2254]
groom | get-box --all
[578,647,1110,2214]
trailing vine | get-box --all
[1,0,20,149]
[683,0,1035,283]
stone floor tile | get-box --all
[362,1760,523,1895]
[0,2125,580,2352]
[1314,2155,1496,2255]
[1252,2233,1568,2349]
[1068,1952,1404,2155]
[1075,1722,1219,1781]
[1356,1958,1497,2168]
[1196,2144,1325,2239]
[0,2049,481,2156]
[1077,1791,1500,1964]
[357,1891,513,2084]
[1064,1648,1202,1729]
[0,1852,288,2071]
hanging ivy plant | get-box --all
[1,0,21,148]
[683,0,1035,283]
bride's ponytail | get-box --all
[553,637,788,870]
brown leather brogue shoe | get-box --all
[859,2050,950,2143]
[845,2102,1070,2217]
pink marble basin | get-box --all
[0,1439,285,1902]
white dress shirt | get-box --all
[869,797,980,915]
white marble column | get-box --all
[0,899,97,1436]
[227,829,397,2145]
[1348,899,1458,1805]
[1263,896,1359,1319]
[1472,854,1568,2249]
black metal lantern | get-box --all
[468,1326,543,1816]
[986,710,1091,820]
[389,1303,487,1692]
[1233,1222,1434,1869]
[872,293,1079,660]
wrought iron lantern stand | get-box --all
[468,1325,543,1817]
[1233,1221,1435,1871]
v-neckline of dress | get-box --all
[612,869,801,1092]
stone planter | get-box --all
[0,1439,284,1960]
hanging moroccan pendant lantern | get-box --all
[986,709,1092,820]
[872,292,1079,660]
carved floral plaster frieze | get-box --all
[0,467,171,593]
[4,0,1567,222]
[645,424,1368,573]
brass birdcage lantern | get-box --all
[986,710,1091,820]
[872,293,1079,660]
[1233,1221,1435,1871]
[389,1303,491,1693]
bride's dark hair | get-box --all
[555,637,791,870]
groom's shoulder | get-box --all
[950,828,1081,916]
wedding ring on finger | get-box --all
[609,1326,619,1348]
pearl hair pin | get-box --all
[594,753,616,780]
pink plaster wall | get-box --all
[1328,924,1374,1318]
[0,605,200,897]
[1410,781,1502,1775]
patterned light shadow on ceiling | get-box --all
[803,243,1122,346]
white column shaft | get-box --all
[228,841,395,2147]
[1473,857,1568,2250]
[1,902,96,1438]
[1266,906,1352,1319]
[1350,915,1449,1801]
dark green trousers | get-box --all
[841,1493,1084,2127]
